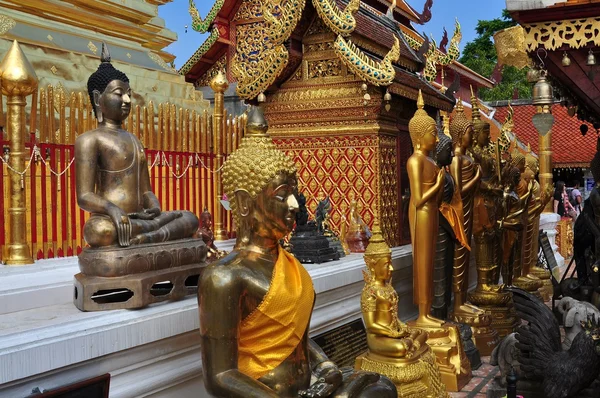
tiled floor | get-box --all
[449,356,499,397]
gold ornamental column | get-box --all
[538,104,553,213]
[210,71,229,241]
[0,41,37,265]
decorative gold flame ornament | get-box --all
[406,90,472,392]
[0,40,37,265]
[355,221,448,398]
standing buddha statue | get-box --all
[356,221,448,398]
[467,91,518,338]
[198,106,396,398]
[406,90,472,392]
[524,148,553,298]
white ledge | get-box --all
[0,242,414,386]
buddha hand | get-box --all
[299,361,342,398]
[128,207,161,220]
[107,205,131,246]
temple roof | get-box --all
[491,102,595,168]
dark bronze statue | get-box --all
[75,44,198,248]
[198,208,227,259]
[197,106,396,397]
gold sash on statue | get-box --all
[440,189,471,251]
[238,246,315,379]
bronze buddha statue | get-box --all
[198,106,396,397]
[73,44,205,311]
[356,221,448,397]
[75,44,198,248]
[198,207,227,259]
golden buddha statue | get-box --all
[523,148,553,298]
[406,90,471,392]
[467,93,518,337]
[355,221,448,398]
[73,44,205,311]
[511,148,544,295]
[75,44,198,248]
[198,106,396,398]
[344,199,371,253]
[198,208,227,260]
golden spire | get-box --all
[0,40,38,96]
[364,220,390,258]
[408,90,436,146]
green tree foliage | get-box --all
[459,10,531,101]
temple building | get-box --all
[181,0,492,246]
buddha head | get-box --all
[408,90,438,153]
[525,145,539,175]
[364,221,392,283]
[435,131,454,168]
[450,99,474,150]
[200,208,213,230]
[222,106,298,246]
[511,148,526,173]
[470,86,490,148]
[87,43,131,124]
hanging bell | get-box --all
[532,70,553,106]
[384,90,392,102]
[587,50,596,66]
[562,52,571,67]
[257,92,266,103]
[361,83,368,91]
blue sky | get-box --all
[159,0,507,69]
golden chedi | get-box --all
[198,106,397,397]
[524,148,553,299]
[448,100,498,355]
[406,90,471,392]
[468,95,518,338]
[356,221,448,398]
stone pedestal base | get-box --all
[355,349,448,398]
[74,263,205,311]
[530,266,553,301]
[407,322,471,392]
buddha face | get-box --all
[371,255,393,282]
[461,126,475,149]
[420,123,438,152]
[476,125,490,147]
[96,80,131,123]
[253,172,299,241]
[201,212,212,229]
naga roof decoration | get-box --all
[312,0,360,36]
[233,0,306,99]
[334,35,400,86]
[178,27,219,75]
[404,18,461,81]
[189,0,224,34]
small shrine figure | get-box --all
[198,106,396,397]
[355,221,448,398]
[344,199,371,253]
[198,207,227,260]
[316,197,346,257]
[72,43,206,311]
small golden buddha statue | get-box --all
[355,221,448,398]
[75,44,198,248]
[406,91,472,392]
[198,106,396,398]
[198,207,227,260]
[344,199,371,253]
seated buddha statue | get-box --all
[198,208,227,260]
[198,106,396,398]
[75,44,198,248]
[344,199,371,253]
[355,221,447,397]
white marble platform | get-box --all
[0,242,430,397]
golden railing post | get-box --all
[210,71,229,240]
[537,104,553,213]
[0,40,37,265]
